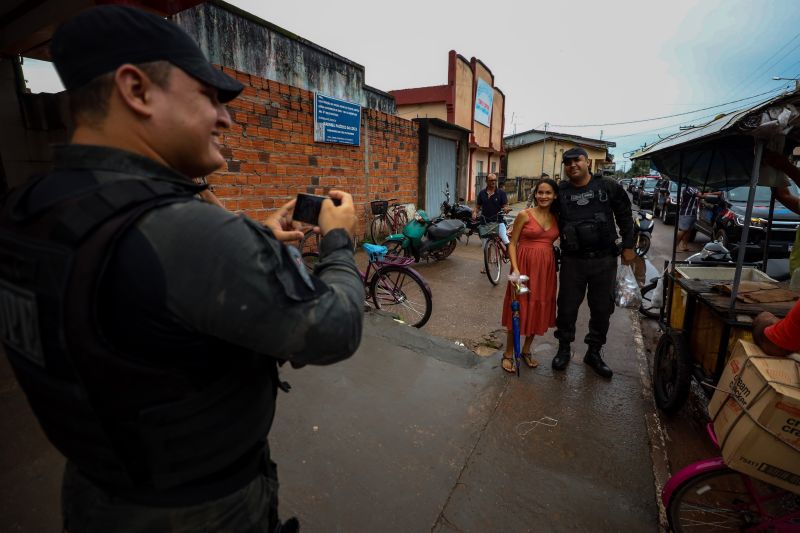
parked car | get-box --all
[696,183,800,259]
[660,181,680,224]
[652,178,671,217]
[619,178,632,189]
[627,176,645,193]
[636,178,659,209]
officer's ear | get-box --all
[112,63,168,119]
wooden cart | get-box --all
[652,263,797,413]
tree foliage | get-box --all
[625,159,652,177]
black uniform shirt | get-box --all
[558,175,635,249]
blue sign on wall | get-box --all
[474,78,494,127]
[314,93,361,146]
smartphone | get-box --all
[293,193,341,225]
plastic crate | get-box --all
[371,200,388,215]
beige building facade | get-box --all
[504,129,615,182]
[391,51,505,205]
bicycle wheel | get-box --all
[483,238,502,285]
[299,229,320,253]
[639,280,660,320]
[370,215,390,244]
[667,467,800,532]
[301,252,320,273]
[392,209,409,233]
[370,265,432,328]
[634,233,651,257]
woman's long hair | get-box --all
[532,178,560,217]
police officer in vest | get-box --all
[552,147,636,378]
[0,6,363,531]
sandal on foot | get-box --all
[522,352,539,368]
[501,356,515,374]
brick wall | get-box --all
[209,67,419,240]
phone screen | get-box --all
[293,194,341,225]
[293,194,325,225]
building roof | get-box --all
[504,128,615,151]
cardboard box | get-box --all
[709,340,800,495]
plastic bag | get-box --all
[614,264,641,309]
[651,275,664,308]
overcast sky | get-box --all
[22,0,800,170]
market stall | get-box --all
[632,90,800,413]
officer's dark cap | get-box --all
[562,147,589,162]
[50,5,243,103]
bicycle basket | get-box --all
[478,222,499,238]
[370,200,388,215]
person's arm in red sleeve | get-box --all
[753,300,800,356]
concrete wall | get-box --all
[396,102,447,122]
[213,66,418,239]
[506,141,607,181]
[0,57,68,192]
[453,57,473,130]
[173,0,395,114]
[490,89,504,150]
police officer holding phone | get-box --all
[0,6,362,531]
[551,148,635,378]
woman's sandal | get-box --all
[501,355,516,374]
[522,352,539,368]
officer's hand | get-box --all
[265,199,305,242]
[621,248,637,265]
[319,190,356,237]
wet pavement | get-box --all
[1,200,664,532]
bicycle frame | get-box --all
[359,249,429,297]
[662,423,800,531]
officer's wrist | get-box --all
[320,228,353,256]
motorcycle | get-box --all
[634,209,655,257]
[382,209,465,262]
[439,183,480,240]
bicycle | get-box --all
[478,215,513,286]
[302,243,433,328]
[369,199,409,244]
[662,422,800,532]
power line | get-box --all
[550,86,787,128]
[607,90,789,141]
[726,31,800,99]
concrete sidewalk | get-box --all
[270,306,657,532]
[1,305,658,533]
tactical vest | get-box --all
[0,176,278,503]
[558,176,619,253]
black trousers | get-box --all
[62,458,282,533]
[554,254,617,347]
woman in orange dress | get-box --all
[501,178,560,372]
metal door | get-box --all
[426,136,456,216]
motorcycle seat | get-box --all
[427,219,465,240]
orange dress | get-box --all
[501,211,559,336]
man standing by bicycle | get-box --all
[474,173,510,247]
[551,147,635,378]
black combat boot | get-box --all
[551,342,571,370]
[583,346,613,378]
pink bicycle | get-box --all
[662,423,800,531]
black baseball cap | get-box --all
[562,147,589,162]
[50,5,243,103]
